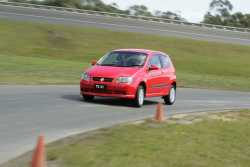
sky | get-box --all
[102,0,250,23]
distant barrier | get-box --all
[1,1,250,33]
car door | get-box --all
[146,55,163,95]
[159,54,172,95]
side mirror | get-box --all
[91,60,97,66]
[149,65,160,71]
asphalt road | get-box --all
[0,4,250,45]
[1,4,250,164]
[1,85,250,164]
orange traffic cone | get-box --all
[31,135,46,167]
[155,103,165,122]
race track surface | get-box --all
[0,4,250,45]
[0,85,250,163]
[1,4,250,164]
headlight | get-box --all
[81,72,90,81]
[116,77,133,84]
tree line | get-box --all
[9,0,250,28]
[8,0,185,21]
[203,0,250,28]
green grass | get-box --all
[0,54,87,84]
[0,18,250,90]
[3,110,250,167]
[45,110,250,167]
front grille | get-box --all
[93,89,113,94]
[83,88,91,92]
[82,88,125,95]
[92,77,113,82]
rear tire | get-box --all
[163,85,176,105]
[82,95,94,102]
[133,85,145,107]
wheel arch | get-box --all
[138,81,147,94]
[171,81,177,89]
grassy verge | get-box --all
[3,110,250,167]
[0,19,250,90]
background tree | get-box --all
[128,5,152,16]
[203,0,250,28]
[42,0,81,8]
[204,0,233,24]
[39,0,128,14]
[8,0,185,20]
[209,0,233,16]
[155,10,185,21]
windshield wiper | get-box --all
[100,64,118,66]
[123,65,143,67]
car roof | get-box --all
[113,49,166,55]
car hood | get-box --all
[87,65,141,78]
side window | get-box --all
[160,55,171,69]
[149,55,162,69]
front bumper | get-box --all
[80,79,136,99]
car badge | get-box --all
[100,78,104,82]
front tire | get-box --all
[82,95,94,102]
[133,85,145,107]
[163,85,176,105]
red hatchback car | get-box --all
[80,49,176,107]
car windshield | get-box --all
[97,51,147,67]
